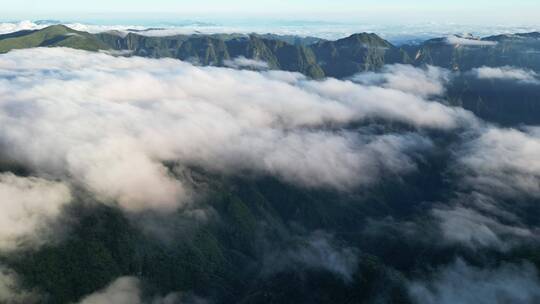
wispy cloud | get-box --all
[456,127,540,198]
[445,35,497,46]
[0,173,71,251]
[76,276,206,304]
[472,66,539,83]
[77,277,141,304]
[224,56,269,70]
[432,205,534,250]
[262,231,359,282]
[409,259,540,304]
[351,64,450,97]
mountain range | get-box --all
[1,25,540,79]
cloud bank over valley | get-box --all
[0,46,539,303]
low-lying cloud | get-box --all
[445,35,498,46]
[77,276,205,304]
[409,259,540,304]
[472,66,539,83]
[439,126,540,250]
[351,64,450,97]
[263,231,359,282]
[223,56,269,70]
[1,31,540,304]
[78,277,141,304]
[0,48,471,213]
[456,127,540,198]
[0,173,71,251]
[432,205,534,250]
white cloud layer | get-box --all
[0,48,471,212]
[78,277,141,304]
[457,127,540,198]
[0,21,45,34]
[433,206,533,250]
[0,173,71,251]
[445,35,497,46]
[351,64,450,97]
[472,66,539,83]
[223,56,269,70]
[77,276,201,304]
[263,231,359,281]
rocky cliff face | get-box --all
[408,33,540,71]
[3,26,540,78]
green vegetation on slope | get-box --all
[3,26,540,79]
[0,25,110,53]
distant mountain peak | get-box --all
[40,24,74,34]
[337,33,392,48]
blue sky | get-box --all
[2,0,540,25]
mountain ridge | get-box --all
[1,25,540,78]
[0,25,108,53]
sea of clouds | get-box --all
[0,47,539,303]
